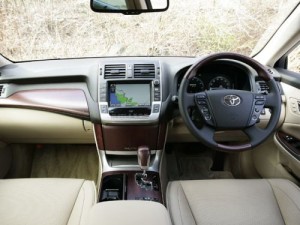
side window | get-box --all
[288,44,300,73]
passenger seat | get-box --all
[0,178,96,225]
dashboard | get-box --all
[0,56,279,145]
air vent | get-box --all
[104,64,126,79]
[256,81,269,94]
[0,85,3,96]
[134,64,155,78]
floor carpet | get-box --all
[166,143,233,180]
[30,144,99,184]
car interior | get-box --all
[0,0,300,225]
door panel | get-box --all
[274,73,300,180]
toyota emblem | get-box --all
[224,95,241,106]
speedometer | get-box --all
[187,77,205,93]
[208,76,231,90]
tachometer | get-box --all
[208,76,231,90]
[187,77,205,93]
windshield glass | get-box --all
[0,0,298,61]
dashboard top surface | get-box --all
[0,56,280,124]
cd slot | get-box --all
[109,107,151,116]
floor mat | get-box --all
[166,143,233,180]
[30,144,99,184]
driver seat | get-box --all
[167,179,300,225]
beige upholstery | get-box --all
[0,178,96,225]
[167,179,300,225]
[88,200,172,225]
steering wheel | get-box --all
[178,53,281,151]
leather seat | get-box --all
[167,179,300,225]
[0,178,96,225]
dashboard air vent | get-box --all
[134,64,155,78]
[104,64,126,79]
[0,85,3,96]
[256,81,269,94]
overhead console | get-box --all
[98,61,162,124]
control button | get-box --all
[200,107,209,113]
[197,100,207,105]
[284,135,295,143]
[255,100,265,105]
[195,94,206,100]
[154,92,160,97]
[153,104,160,113]
[154,87,160,92]
[203,113,211,120]
[252,115,257,120]
[154,97,160,101]
[153,80,160,86]
[255,95,265,100]
[255,107,260,113]
[100,105,108,114]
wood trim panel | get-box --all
[101,125,158,151]
[0,89,90,119]
[94,124,105,150]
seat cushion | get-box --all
[0,178,96,225]
[167,179,300,225]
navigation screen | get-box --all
[109,83,151,107]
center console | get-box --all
[94,61,167,204]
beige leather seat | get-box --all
[0,178,96,225]
[88,201,172,225]
[167,179,300,225]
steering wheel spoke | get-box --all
[265,93,279,108]
[244,125,267,146]
[184,93,196,108]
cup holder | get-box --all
[100,174,125,201]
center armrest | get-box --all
[88,200,172,225]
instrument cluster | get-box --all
[177,63,251,93]
[177,73,233,93]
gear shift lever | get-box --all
[136,146,153,190]
[137,146,150,177]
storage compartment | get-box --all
[99,171,162,203]
[100,174,126,201]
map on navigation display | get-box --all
[109,84,150,107]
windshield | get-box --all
[0,0,298,61]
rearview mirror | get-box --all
[90,0,169,14]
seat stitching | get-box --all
[178,181,197,225]
[167,183,176,225]
[77,184,87,225]
[66,180,86,225]
[266,180,286,225]
[176,183,184,225]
